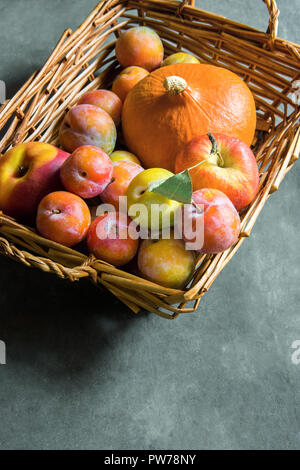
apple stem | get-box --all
[186,148,220,173]
[208,133,218,154]
[207,132,224,167]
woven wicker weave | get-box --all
[0,0,299,319]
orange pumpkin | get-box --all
[122,64,256,171]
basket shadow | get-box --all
[0,255,141,378]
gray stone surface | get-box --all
[0,0,299,450]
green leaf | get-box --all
[149,170,193,204]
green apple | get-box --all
[126,168,182,231]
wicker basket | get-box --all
[0,0,299,319]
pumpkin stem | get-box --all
[163,76,187,95]
[207,132,224,167]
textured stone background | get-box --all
[0,0,299,450]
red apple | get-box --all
[0,142,70,223]
[175,133,259,211]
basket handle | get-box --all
[263,0,279,41]
[178,0,279,41]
